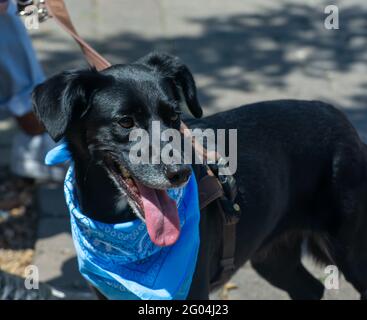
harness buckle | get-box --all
[220,257,235,272]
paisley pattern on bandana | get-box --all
[64,165,200,300]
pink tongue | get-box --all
[135,181,181,247]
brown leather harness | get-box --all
[43,0,241,287]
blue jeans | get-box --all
[0,0,45,116]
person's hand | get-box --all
[15,111,45,136]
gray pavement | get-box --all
[2,0,367,299]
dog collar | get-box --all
[46,143,201,300]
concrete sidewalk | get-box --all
[33,184,94,299]
[25,0,367,299]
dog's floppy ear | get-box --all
[138,52,203,118]
[32,69,112,142]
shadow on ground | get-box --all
[33,2,367,111]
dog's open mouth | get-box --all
[104,156,181,247]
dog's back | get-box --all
[189,100,367,299]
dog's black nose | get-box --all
[165,166,192,186]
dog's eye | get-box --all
[118,116,134,129]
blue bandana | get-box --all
[46,142,201,300]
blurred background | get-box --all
[0,0,366,299]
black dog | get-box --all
[33,52,367,299]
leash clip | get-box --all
[208,157,241,225]
[17,0,50,23]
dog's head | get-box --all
[32,52,202,246]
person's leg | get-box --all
[0,0,44,118]
[0,0,64,182]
